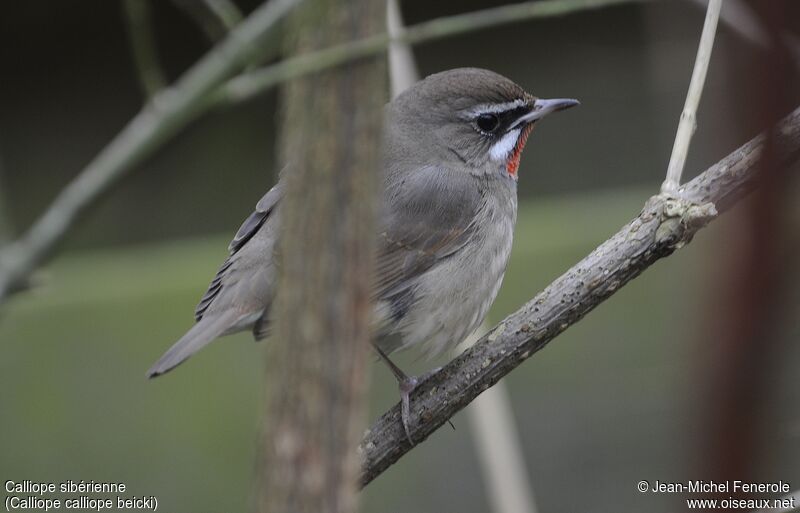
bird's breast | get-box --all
[380,182,517,357]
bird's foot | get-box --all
[373,344,445,444]
[397,367,441,444]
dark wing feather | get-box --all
[374,167,483,303]
[228,183,284,253]
[194,258,232,320]
[194,183,283,321]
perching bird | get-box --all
[148,68,578,439]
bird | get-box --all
[147,67,578,441]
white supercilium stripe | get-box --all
[466,99,527,117]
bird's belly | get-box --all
[376,212,515,358]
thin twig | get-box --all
[171,0,243,42]
[460,325,539,513]
[202,0,243,31]
[661,0,722,193]
[359,105,800,487]
[0,0,303,304]
[0,0,640,306]
[386,0,419,99]
[122,0,168,99]
[213,0,644,106]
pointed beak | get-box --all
[509,98,580,130]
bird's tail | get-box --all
[147,310,238,378]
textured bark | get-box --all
[359,106,800,487]
[258,1,385,513]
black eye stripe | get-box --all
[498,106,530,126]
[506,105,530,119]
[474,105,531,134]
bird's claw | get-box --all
[397,368,441,444]
[373,344,444,444]
[399,376,418,444]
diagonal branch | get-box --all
[212,0,644,107]
[0,0,302,304]
[359,105,800,487]
[171,0,244,42]
[0,0,641,308]
[122,0,168,99]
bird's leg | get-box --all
[373,344,440,444]
[373,344,416,442]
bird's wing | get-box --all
[195,167,481,323]
[149,183,283,376]
[228,183,285,253]
[194,183,284,321]
[374,167,483,306]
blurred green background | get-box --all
[1,1,799,512]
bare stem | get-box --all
[171,0,244,42]
[0,0,641,307]
[202,0,243,31]
[386,0,419,98]
[213,0,644,106]
[359,105,800,487]
[122,0,167,99]
[661,0,723,193]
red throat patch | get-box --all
[506,124,533,177]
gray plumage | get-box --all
[148,68,578,377]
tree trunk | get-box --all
[258,1,385,512]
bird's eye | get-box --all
[476,113,500,133]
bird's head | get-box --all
[386,68,578,179]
